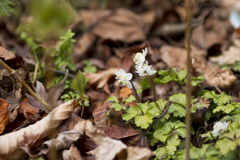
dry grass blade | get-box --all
[0,100,74,156]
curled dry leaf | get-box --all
[41,119,86,155]
[84,68,118,89]
[0,99,9,134]
[0,100,73,156]
[202,65,237,89]
[85,121,127,160]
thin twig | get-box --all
[143,101,171,135]
[130,81,140,103]
[185,0,192,159]
[0,59,53,111]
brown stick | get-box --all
[0,59,53,111]
[185,0,192,159]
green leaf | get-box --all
[175,128,186,138]
[172,68,187,82]
[138,77,151,93]
[138,102,149,114]
[112,103,123,111]
[156,99,167,111]
[105,96,118,103]
[215,138,237,155]
[191,75,205,87]
[168,103,186,117]
[169,93,186,107]
[135,113,153,129]
[166,134,180,155]
[122,105,141,121]
[154,129,169,143]
[148,102,161,117]
[71,70,89,96]
[198,90,216,99]
[213,103,235,114]
[155,70,177,84]
[124,95,136,103]
[191,102,206,113]
[156,147,167,159]
[213,92,232,105]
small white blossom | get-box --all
[133,48,148,70]
[136,64,156,76]
[114,69,133,88]
[212,121,229,137]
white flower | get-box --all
[212,121,229,137]
[133,48,148,70]
[114,69,133,88]
[136,64,156,76]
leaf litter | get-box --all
[1,0,240,159]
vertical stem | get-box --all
[185,0,192,159]
[130,81,140,103]
[146,75,157,101]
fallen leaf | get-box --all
[18,98,40,115]
[202,64,237,89]
[0,99,9,134]
[62,144,84,160]
[0,100,73,156]
[26,70,69,113]
[84,68,118,89]
[41,119,85,155]
[127,146,152,160]
[160,45,207,69]
[85,121,127,160]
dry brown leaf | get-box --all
[18,98,40,115]
[84,68,118,89]
[0,100,73,156]
[160,45,207,69]
[202,65,237,89]
[26,70,68,113]
[0,47,16,60]
[0,99,9,134]
[82,9,145,43]
[62,144,84,160]
[41,119,85,155]
[127,146,152,160]
[85,121,127,160]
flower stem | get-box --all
[130,81,140,103]
[146,74,157,101]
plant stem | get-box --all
[0,59,53,111]
[146,74,157,101]
[143,101,171,135]
[32,52,39,84]
[130,81,140,103]
[185,0,192,159]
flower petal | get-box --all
[126,73,133,80]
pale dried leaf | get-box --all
[62,144,83,160]
[127,146,152,160]
[85,121,127,160]
[0,100,73,155]
[0,47,16,60]
[84,68,118,89]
